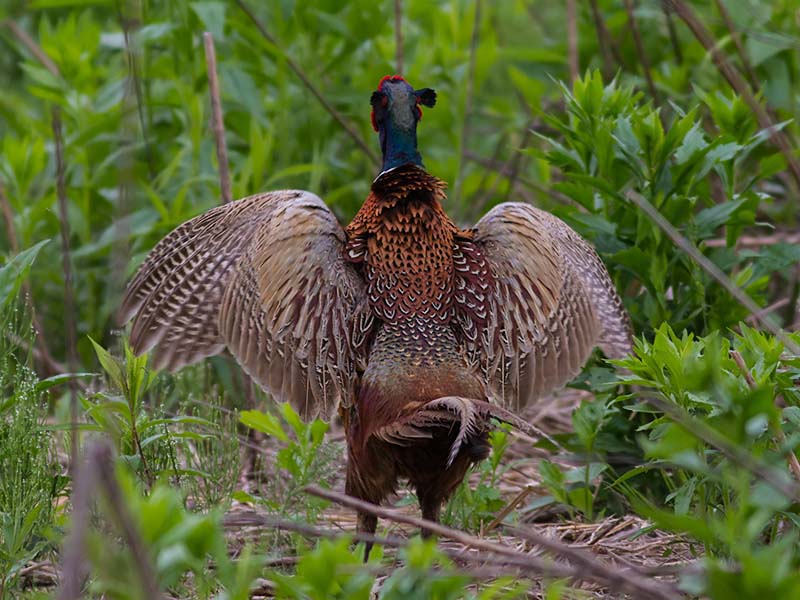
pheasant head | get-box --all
[370,75,436,177]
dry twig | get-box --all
[58,442,164,600]
[566,0,579,83]
[626,190,800,356]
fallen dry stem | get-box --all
[304,485,683,599]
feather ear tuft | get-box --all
[414,88,436,108]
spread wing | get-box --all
[119,190,374,419]
[454,202,632,411]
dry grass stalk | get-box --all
[203,32,232,204]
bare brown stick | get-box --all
[464,150,574,205]
[566,0,579,83]
[394,0,403,75]
[234,0,379,166]
[203,32,232,203]
[624,0,660,104]
[744,298,789,326]
[52,108,80,478]
[713,0,759,89]
[730,349,800,482]
[663,0,800,189]
[2,19,60,77]
[453,0,481,208]
[484,485,533,533]
[305,485,682,600]
[225,510,573,579]
[626,190,800,356]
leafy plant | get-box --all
[536,71,796,335]
[83,469,260,600]
[239,403,341,522]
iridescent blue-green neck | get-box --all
[378,118,423,174]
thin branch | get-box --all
[484,485,533,533]
[464,150,574,205]
[304,485,682,600]
[663,0,800,190]
[203,32,232,203]
[52,108,80,478]
[394,0,403,75]
[56,449,97,600]
[225,510,607,581]
[234,0,378,166]
[713,0,759,89]
[626,190,800,356]
[453,0,481,208]
[566,0,579,83]
[94,443,163,596]
[744,298,790,325]
[624,0,660,104]
[2,19,60,77]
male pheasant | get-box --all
[120,75,632,549]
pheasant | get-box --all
[119,75,632,551]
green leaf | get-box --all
[240,409,289,442]
[0,240,49,306]
[190,2,226,40]
[89,336,124,389]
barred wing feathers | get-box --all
[119,190,373,419]
[458,203,632,411]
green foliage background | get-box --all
[1,0,800,598]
